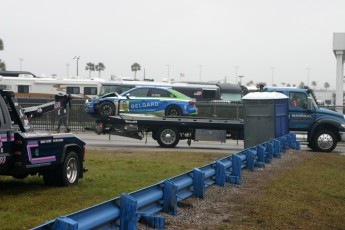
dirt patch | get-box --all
[139,149,312,229]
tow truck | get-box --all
[0,90,87,186]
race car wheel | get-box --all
[165,105,182,117]
[311,130,337,152]
[156,127,180,148]
[99,102,115,117]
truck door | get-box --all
[288,92,315,130]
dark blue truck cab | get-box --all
[264,87,345,152]
[0,90,86,186]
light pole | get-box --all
[306,67,311,87]
[271,67,275,86]
[198,65,203,82]
[234,66,239,84]
[66,63,70,77]
[73,56,80,76]
[166,64,170,82]
[238,75,244,85]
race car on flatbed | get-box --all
[84,86,198,117]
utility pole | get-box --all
[234,66,239,84]
[306,67,311,87]
[271,67,275,86]
[73,56,80,76]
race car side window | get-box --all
[149,88,173,97]
[129,88,150,97]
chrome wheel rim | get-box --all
[66,158,78,183]
[160,129,176,145]
[317,134,333,150]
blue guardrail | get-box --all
[32,133,300,230]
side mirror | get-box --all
[307,97,313,111]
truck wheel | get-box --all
[58,151,80,186]
[100,102,115,117]
[312,130,337,152]
[165,105,182,117]
[156,127,180,148]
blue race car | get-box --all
[85,86,198,117]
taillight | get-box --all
[189,100,196,105]
[99,123,103,129]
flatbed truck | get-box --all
[0,90,87,186]
[88,114,244,148]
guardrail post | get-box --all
[193,168,205,198]
[227,154,241,184]
[163,180,178,215]
[266,141,275,160]
[273,139,281,158]
[255,145,265,168]
[215,161,226,186]
[245,149,255,171]
[53,216,78,230]
[120,193,138,230]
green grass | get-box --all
[1,151,345,230]
[0,150,227,230]
[225,153,345,229]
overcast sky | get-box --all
[1,0,344,88]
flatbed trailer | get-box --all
[90,114,244,147]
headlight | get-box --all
[341,123,345,129]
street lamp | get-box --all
[306,67,311,87]
[271,67,275,86]
[73,56,80,76]
[234,66,239,84]
[238,75,244,85]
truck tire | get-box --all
[44,151,80,186]
[58,151,80,186]
[165,105,182,117]
[156,127,180,148]
[312,130,337,152]
[99,102,115,117]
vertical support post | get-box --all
[256,145,265,167]
[215,161,226,186]
[120,193,138,230]
[163,180,178,215]
[245,149,255,171]
[273,139,281,158]
[335,50,344,114]
[228,154,241,184]
[193,168,205,198]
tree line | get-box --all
[246,80,331,91]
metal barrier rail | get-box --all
[32,133,300,230]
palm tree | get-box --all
[246,80,254,86]
[311,81,317,89]
[324,82,330,91]
[85,62,95,78]
[131,63,141,80]
[299,82,305,88]
[95,62,106,78]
